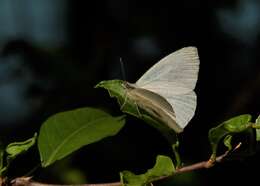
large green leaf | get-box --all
[208,114,252,160]
[38,107,125,167]
[120,155,175,186]
[95,80,177,144]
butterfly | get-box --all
[122,47,199,133]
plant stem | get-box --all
[9,150,233,186]
[10,177,121,186]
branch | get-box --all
[9,146,239,186]
[174,150,228,174]
[10,178,121,186]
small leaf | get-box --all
[255,115,260,141]
[96,80,177,144]
[6,133,37,159]
[172,139,181,168]
[38,107,125,167]
[0,149,4,175]
[0,141,4,168]
[223,135,232,151]
[1,133,37,175]
[120,155,175,186]
[208,114,252,159]
[223,115,252,132]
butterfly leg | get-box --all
[133,101,142,117]
[120,94,142,117]
[120,94,128,110]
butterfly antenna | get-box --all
[120,57,127,80]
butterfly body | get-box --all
[124,82,183,132]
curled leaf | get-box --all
[120,155,175,186]
[223,135,232,151]
[6,133,37,159]
[208,114,252,160]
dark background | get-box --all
[0,1,259,185]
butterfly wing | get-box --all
[126,85,183,133]
[136,47,199,129]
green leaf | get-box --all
[208,114,252,160]
[223,115,252,132]
[255,115,260,141]
[96,80,139,116]
[96,80,177,144]
[120,155,175,186]
[6,133,37,159]
[0,133,37,175]
[223,135,232,151]
[0,148,4,175]
[172,139,181,168]
[38,107,125,167]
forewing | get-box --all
[136,47,199,90]
[135,47,199,129]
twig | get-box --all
[10,178,121,186]
[9,145,241,186]
[174,151,228,174]
[175,142,241,174]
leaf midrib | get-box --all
[44,116,110,166]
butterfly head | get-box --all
[122,81,138,90]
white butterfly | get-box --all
[123,47,199,133]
